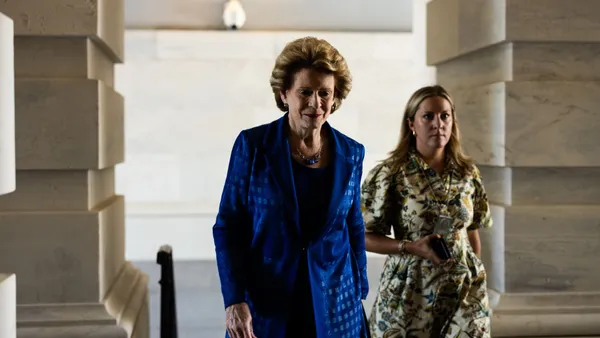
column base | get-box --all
[17,262,149,338]
[490,290,600,337]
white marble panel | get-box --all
[325,109,361,143]
[505,81,600,167]
[273,32,416,61]
[125,211,217,260]
[156,31,278,60]
[452,83,506,166]
[179,152,232,207]
[123,30,157,61]
[115,154,182,203]
[504,205,600,292]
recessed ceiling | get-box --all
[125,0,413,32]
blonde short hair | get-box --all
[269,36,352,113]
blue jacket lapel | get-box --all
[263,115,300,231]
[323,126,354,231]
[262,114,356,238]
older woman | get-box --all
[361,85,493,338]
[213,37,370,338]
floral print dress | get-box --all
[361,152,493,338]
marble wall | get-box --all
[427,0,600,336]
[116,30,436,260]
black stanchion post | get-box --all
[157,244,178,338]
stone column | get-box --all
[0,12,15,195]
[427,0,600,336]
[0,1,149,337]
[0,274,16,338]
[0,12,17,338]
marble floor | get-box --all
[133,257,386,338]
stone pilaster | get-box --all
[0,12,15,195]
[427,0,600,336]
[0,1,148,337]
[0,274,16,338]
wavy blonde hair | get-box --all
[386,85,474,177]
[269,36,352,113]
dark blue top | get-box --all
[289,160,332,337]
[291,160,332,245]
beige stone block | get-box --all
[454,81,600,167]
[436,43,512,90]
[0,0,124,62]
[15,37,114,87]
[15,79,124,170]
[437,42,600,90]
[18,325,127,338]
[504,205,600,292]
[427,0,506,65]
[16,262,148,337]
[491,291,600,337]
[477,166,511,206]
[0,196,125,304]
[427,0,600,64]
[512,42,600,82]
[0,168,114,211]
[479,166,600,205]
[452,83,506,166]
[506,0,600,43]
[505,81,600,167]
[480,205,506,293]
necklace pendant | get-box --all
[303,157,319,165]
[296,147,321,166]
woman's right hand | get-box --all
[225,302,257,338]
[406,234,451,265]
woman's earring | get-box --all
[412,130,416,136]
[283,103,288,111]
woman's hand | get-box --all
[406,234,451,265]
[225,303,257,338]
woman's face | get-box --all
[408,96,453,151]
[281,67,335,132]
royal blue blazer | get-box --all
[213,114,369,338]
